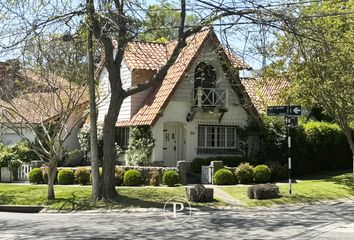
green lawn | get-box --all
[1,172,353,211]
[221,172,354,207]
[0,185,223,211]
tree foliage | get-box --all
[126,126,155,166]
[269,0,354,169]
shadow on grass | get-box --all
[297,170,351,181]
[44,191,223,212]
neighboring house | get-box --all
[240,77,291,114]
[97,28,274,167]
[0,60,87,165]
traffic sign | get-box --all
[267,105,301,116]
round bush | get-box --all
[29,168,43,184]
[75,167,90,185]
[253,165,272,183]
[57,169,75,185]
[213,168,235,185]
[235,163,254,184]
[124,169,143,186]
[115,167,125,186]
[162,170,179,187]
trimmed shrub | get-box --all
[267,161,287,181]
[115,167,125,186]
[163,170,179,187]
[29,168,43,184]
[57,169,75,185]
[75,167,90,185]
[247,184,279,200]
[124,169,143,186]
[213,168,235,185]
[186,184,214,202]
[149,170,161,186]
[235,163,254,184]
[253,165,271,183]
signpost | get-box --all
[267,105,302,194]
[267,105,301,116]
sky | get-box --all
[0,0,265,75]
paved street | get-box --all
[1,200,354,239]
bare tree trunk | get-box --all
[87,0,101,200]
[47,164,57,200]
[343,125,354,175]
[102,93,123,201]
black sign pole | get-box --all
[287,104,292,195]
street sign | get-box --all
[267,106,288,116]
[267,105,301,116]
[266,104,301,195]
[290,106,301,116]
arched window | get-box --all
[194,62,216,89]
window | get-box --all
[197,125,240,155]
[194,62,217,89]
[115,127,130,150]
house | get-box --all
[240,77,291,114]
[0,60,87,165]
[97,28,280,167]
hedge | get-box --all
[262,118,353,176]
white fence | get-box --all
[18,164,32,181]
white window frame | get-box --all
[197,125,237,149]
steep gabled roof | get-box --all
[117,28,212,126]
[240,77,290,114]
[111,28,253,126]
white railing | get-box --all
[193,87,227,108]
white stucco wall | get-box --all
[152,41,251,164]
[97,60,132,123]
[0,127,35,145]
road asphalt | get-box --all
[1,199,354,239]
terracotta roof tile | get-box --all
[124,42,168,70]
[240,77,290,114]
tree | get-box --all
[0,66,87,199]
[87,0,101,200]
[0,0,305,201]
[269,0,354,172]
[139,1,198,42]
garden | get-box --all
[0,120,353,210]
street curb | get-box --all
[0,205,44,213]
